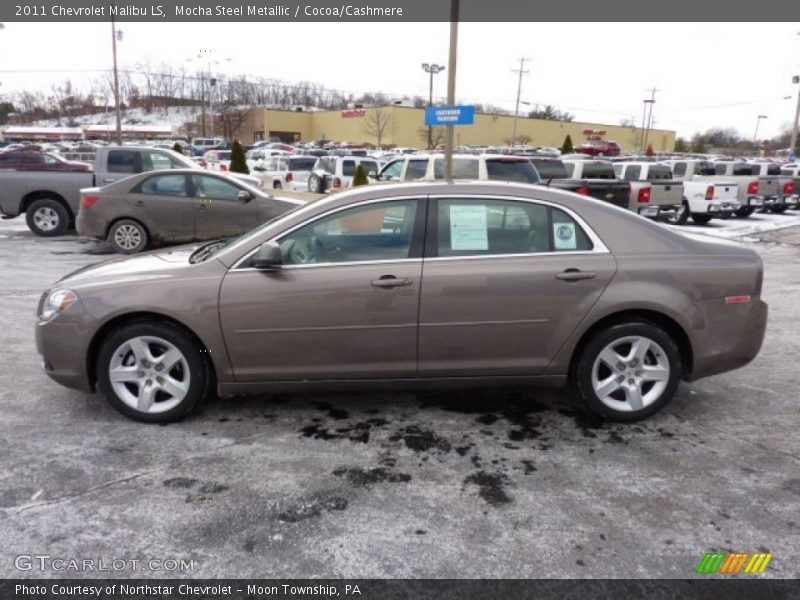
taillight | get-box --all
[637,187,651,203]
[747,181,759,195]
[81,195,99,209]
[286,172,293,183]
[705,185,715,201]
[576,186,590,196]
[783,182,794,195]
[220,164,228,171]
[725,295,751,305]
[333,177,342,189]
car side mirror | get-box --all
[251,241,282,270]
[368,170,378,179]
[237,190,253,202]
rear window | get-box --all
[695,162,716,176]
[582,163,616,179]
[648,165,673,180]
[433,158,479,179]
[485,159,539,183]
[531,159,568,179]
[288,158,317,171]
[766,164,780,176]
[732,163,758,176]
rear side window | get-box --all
[672,162,687,177]
[433,158,479,179]
[648,165,672,180]
[485,159,539,183]
[404,159,429,180]
[732,163,757,176]
[531,159,568,179]
[136,174,188,197]
[435,198,593,257]
[564,162,575,177]
[318,158,336,174]
[107,150,139,174]
[288,158,317,171]
[582,163,616,179]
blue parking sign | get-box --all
[425,105,475,126]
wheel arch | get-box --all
[567,309,694,380]
[21,191,74,218]
[86,311,218,392]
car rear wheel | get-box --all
[770,205,788,214]
[108,219,149,254]
[26,198,70,237]
[573,321,682,422]
[691,213,713,225]
[666,200,690,225]
[96,322,210,423]
[273,181,282,190]
[735,206,755,218]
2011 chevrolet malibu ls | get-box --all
[37,181,767,423]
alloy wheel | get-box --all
[114,224,143,250]
[33,207,60,232]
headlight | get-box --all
[40,289,78,320]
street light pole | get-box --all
[753,115,767,146]
[511,57,529,147]
[110,13,122,145]
[444,0,459,179]
[421,62,445,149]
[791,77,800,159]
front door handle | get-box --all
[555,269,597,281]
[134,200,145,207]
[371,275,412,288]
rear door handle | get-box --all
[555,269,597,281]
[371,275,412,288]
[134,200,145,207]
[102,178,115,183]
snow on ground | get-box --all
[29,106,203,129]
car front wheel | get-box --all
[573,321,682,422]
[96,322,210,422]
[108,219,149,254]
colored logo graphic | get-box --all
[696,552,773,574]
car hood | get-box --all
[56,245,201,288]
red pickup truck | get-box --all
[574,140,621,157]
[0,150,91,172]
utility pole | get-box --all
[511,57,530,147]
[110,13,122,145]
[791,75,800,160]
[753,115,767,146]
[642,87,659,152]
[444,0,459,179]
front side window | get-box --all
[279,200,418,265]
[142,151,177,171]
[672,162,687,177]
[137,174,188,197]
[380,159,404,180]
[436,198,593,258]
[342,160,357,177]
[191,175,241,201]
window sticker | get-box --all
[553,222,577,250]
[449,204,488,250]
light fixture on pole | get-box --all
[421,62,445,149]
[752,115,767,145]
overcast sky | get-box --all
[1,21,799,139]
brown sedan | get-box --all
[38,181,767,423]
[75,169,302,254]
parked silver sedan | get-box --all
[38,181,767,423]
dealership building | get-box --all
[238,105,676,152]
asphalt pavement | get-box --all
[1,213,799,579]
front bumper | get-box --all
[36,306,95,393]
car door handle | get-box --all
[555,269,597,281]
[371,276,412,288]
[102,178,115,183]
[134,200,145,207]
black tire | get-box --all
[108,219,149,254]
[96,321,211,423]
[308,174,326,193]
[25,198,70,237]
[735,206,755,218]
[572,321,682,422]
[273,181,282,190]
[666,200,690,225]
[770,205,788,214]
[691,213,713,225]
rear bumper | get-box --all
[637,204,681,218]
[689,297,768,381]
[75,211,107,240]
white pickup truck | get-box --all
[747,161,797,213]
[610,161,684,221]
[0,147,259,236]
[695,160,782,217]
[661,159,740,224]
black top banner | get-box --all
[2,0,800,22]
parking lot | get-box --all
[1,212,799,579]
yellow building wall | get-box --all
[251,106,675,153]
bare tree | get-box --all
[364,106,393,148]
[418,126,446,147]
